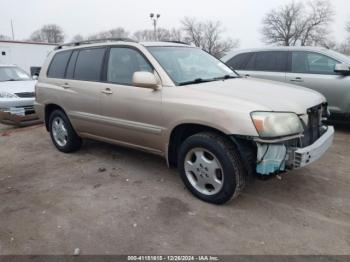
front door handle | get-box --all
[101,88,113,95]
[290,77,304,83]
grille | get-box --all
[15,105,35,115]
[15,92,35,98]
[301,104,322,146]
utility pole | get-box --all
[11,20,15,40]
[149,13,160,41]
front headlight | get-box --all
[251,112,304,138]
[0,92,18,98]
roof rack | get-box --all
[55,38,137,50]
[162,40,191,45]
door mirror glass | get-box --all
[334,63,350,74]
[133,71,158,89]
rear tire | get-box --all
[49,110,82,153]
[178,132,246,204]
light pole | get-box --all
[150,13,160,41]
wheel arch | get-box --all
[44,104,67,131]
[167,123,229,168]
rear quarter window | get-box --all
[47,51,72,78]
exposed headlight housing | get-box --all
[251,112,304,138]
[0,91,18,98]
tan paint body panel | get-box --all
[35,42,326,158]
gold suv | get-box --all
[35,38,334,204]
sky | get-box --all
[0,0,349,48]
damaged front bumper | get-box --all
[255,126,334,175]
[0,106,39,125]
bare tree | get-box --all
[71,34,84,42]
[336,42,350,55]
[133,27,183,42]
[30,24,65,43]
[299,0,334,46]
[261,0,333,46]
[261,1,303,46]
[88,27,129,40]
[182,17,239,57]
[133,29,154,41]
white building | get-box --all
[0,40,57,75]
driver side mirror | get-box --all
[334,63,350,74]
[133,72,159,89]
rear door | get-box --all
[245,51,288,82]
[58,47,106,134]
[286,51,349,113]
[98,46,163,152]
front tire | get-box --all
[49,110,82,153]
[178,132,246,204]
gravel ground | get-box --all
[0,122,349,255]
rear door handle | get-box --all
[101,88,113,95]
[290,77,304,83]
[245,74,250,77]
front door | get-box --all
[286,51,349,113]
[99,47,163,153]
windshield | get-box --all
[147,46,238,85]
[0,66,31,82]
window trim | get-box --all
[289,51,341,76]
[64,50,79,80]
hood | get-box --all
[0,80,36,94]
[186,77,325,115]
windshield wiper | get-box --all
[178,78,215,86]
[213,75,237,80]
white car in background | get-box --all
[0,65,38,125]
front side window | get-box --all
[74,48,106,81]
[0,66,31,82]
[107,47,153,85]
[47,51,72,78]
[147,46,237,85]
[292,51,339,75]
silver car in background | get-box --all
[222,47,350,120]
[0,65,38,125]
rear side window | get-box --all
[226,53,252,70]
[74,48,106,81]
[47,51,72,78]
[253,51,288,72]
